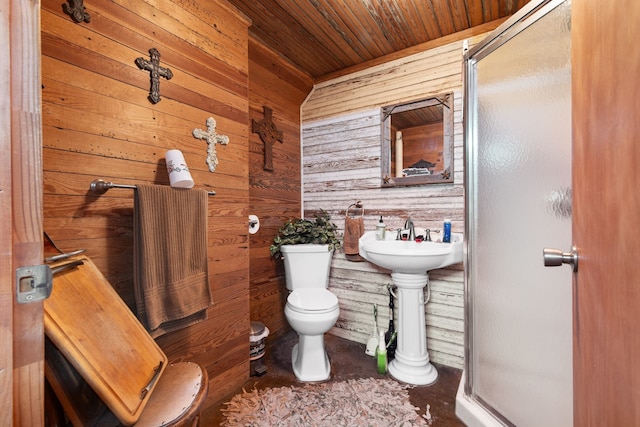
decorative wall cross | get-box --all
[192,117,229,172]
[135,48,173,104]
[252,106,283,171]
[63,0,91,23]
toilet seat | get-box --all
[286,288,338,314]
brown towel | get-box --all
[134,184,213,338]
[344,216,365,262]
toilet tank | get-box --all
[280,244,334,291]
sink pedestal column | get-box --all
[388,272,438,386]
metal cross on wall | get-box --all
[62,0,91,23]
[135,48,173,104]
[192,117,229,172]
[252,106,283,171]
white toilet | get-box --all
[281,244,340,382]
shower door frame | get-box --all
[461,0,571,424]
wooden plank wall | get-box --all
[248,38,311,339]
[41,0,252,407]
[301,33,489,369]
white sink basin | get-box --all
[358,229,464,385]
[359,230,463,274]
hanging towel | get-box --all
[133,184,213,338]
[344,215,365,262]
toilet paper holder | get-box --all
[248,215,260,234]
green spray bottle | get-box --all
[376,329,387,374]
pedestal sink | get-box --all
[359,230,463,385]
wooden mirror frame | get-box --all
[381,93,454,187]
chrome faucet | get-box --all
[404,217,416,241]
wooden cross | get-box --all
[252,106,283,171]
[135,48,173,104]
[192,117,229,172]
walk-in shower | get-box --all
[457,1,573,426]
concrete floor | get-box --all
[201,329,465,426]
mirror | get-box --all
[381,93,454,186]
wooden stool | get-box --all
[44,255,208,426]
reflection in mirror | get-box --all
[381,93,454,186]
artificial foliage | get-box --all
[270,210,341,259]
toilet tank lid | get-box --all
[287,288,338,311]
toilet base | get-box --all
[291,335,331,382]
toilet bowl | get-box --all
[285,288,339,382]
[280,244,339,382]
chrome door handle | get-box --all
[543,246,578,272]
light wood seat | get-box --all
[44,255,208,426]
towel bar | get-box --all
[89,179,216,196]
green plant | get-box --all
[270,210,342,259]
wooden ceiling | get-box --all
[227,0,532,80]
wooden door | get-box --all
[0,7,12,423]
[572,0,640,425]
[1,1,45,425]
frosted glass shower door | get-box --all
[464,0,572,426]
